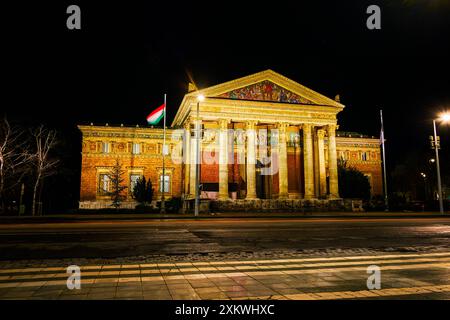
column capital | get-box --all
[317,128,325,139]
[245,120,258,129]
[277,122,289,132]
[302,123,313,133]
[327,124,338,134]
[218,118,231,128]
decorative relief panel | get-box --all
[218,80,313,104]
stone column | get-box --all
[313,130,320,198]
[317,129,327,197]
[184,123,191,197]
[278,122,289,199]
[327,124,340,198]
[303,123,314,199]
[245,120,258,199]
[189,118,201,197]
[293,127,302,199]
[218,119,229,200]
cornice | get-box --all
[345,160,382,165]
[78,125,184,140]
[186,70,344,107]
[172,70,345,127]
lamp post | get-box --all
[195,94,205,217]
[432,112,450,214]
[420,172,427,202]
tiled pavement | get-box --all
[0,251,450,300]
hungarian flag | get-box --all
[146,104,165,125]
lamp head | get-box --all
[439,112,450,123]
[197,94,205,102]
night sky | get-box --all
[3,1,450,182]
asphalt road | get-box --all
[1,218,450,261]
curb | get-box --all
[0,213,448,224]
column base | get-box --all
[327,194,341,200]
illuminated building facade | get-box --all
[78,70,382,209]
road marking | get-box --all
[2,251,450,275]
[280,284,450,300]
[0,217,449,232]
[0,252,450,300]
[0,256,450,288]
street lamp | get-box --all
[420,172,427,203]
[432,111,450,214]
[194,94,205,217]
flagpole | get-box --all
[380,109,389,212]
[161,94,166,214]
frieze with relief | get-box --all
[218,80,313,104]
[84,132,165,139]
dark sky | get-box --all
[3,0,450,171]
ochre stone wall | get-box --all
[79,125,183,204]
[80,155,182,201]
[349,161,382,196]
[287,151,304,195]
[79,126,383,205]
[336,136,383,196]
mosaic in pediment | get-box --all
[218,80,313,104]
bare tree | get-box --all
[30,125,59,216]
[0,117,32,213]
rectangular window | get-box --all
[159,175,170,193]
[98,174,111,195]
[162,144,169,155]
[102,142,110,154]
[362,152,368,161]
[132,143,140,154]
[346,152,349,160]
[130,174,141,192]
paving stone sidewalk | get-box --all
[1,251,450,300]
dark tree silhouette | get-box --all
[338,160,371,200]
[107,159,127,208]
[132,176,153,204]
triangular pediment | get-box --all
[217,80,313,104]
[186,70,343,108]
[172,69,345,126]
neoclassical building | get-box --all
[78,70,382,209]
